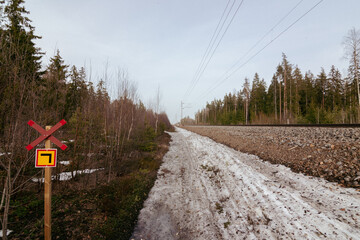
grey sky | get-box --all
[26,0,360,123]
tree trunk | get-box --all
[127,106,134,141]
[2,162,11,240]
[296,78,299,116]
[354,56,360,122]
[245,99,248,125]
[279,80,282,123]
[274,78,277,121]
[284,69,287,120]
[290,74,292,115]
[322,83,325,109]
[155,113,159,134]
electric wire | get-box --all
[197,0,324,102]
[183,0,231,99]
[196,0,304,101]
[184,0,245,101]
[186,0,245,100]
[184,0,236,100]
[188,0,245,98]
[219,0,304,84]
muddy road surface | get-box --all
[132,128,360,240]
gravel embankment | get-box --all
[183,126,360,188]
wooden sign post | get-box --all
[26,120,68,240]
[44,126,52,240]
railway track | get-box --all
[184,124,360,128]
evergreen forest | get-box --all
[195,37,360,125]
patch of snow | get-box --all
[132,127,360,240]
[80,153,95,157]
[0,152,11,157]
[59,161,70,166]
[32,168,104,182]
[0,229,12,237]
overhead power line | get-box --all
[189,0,245,97]
[183,0,232,100]
[197,0,324,102]
[220,0,304,82]
[184,0,236,100]
[183,0,245,101]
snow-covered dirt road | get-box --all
[132,128,360,240]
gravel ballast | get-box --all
[183,126,360,188]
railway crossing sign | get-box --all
[26,119,67,151]
[35,149,57,168]
[26,120,68,240]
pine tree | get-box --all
[281,53,292,122]
[193,51,359,124]
[267,75,278,121]
[293,66,303,117]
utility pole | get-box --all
[181,101,183,126]
[180,101,191,126]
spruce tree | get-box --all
[64,66,88,119]
[0,0,42,133]
[315,68,328,110]
[0,1,42,238]
[42,50,68,123]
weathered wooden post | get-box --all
[26,120,68,240]
[44,125,52,240]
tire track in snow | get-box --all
[193,134,311,239]
[132,128,360,240]
[179,138,223,239]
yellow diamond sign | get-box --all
[35,149,57,168]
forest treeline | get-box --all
[0,0,172,238]
[195,30,360,125]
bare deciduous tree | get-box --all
[343,28,360,109]
[154,86,162,134]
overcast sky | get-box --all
[26,0,360,123]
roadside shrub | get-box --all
[95,170,155,240]
[138,126,157,152]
